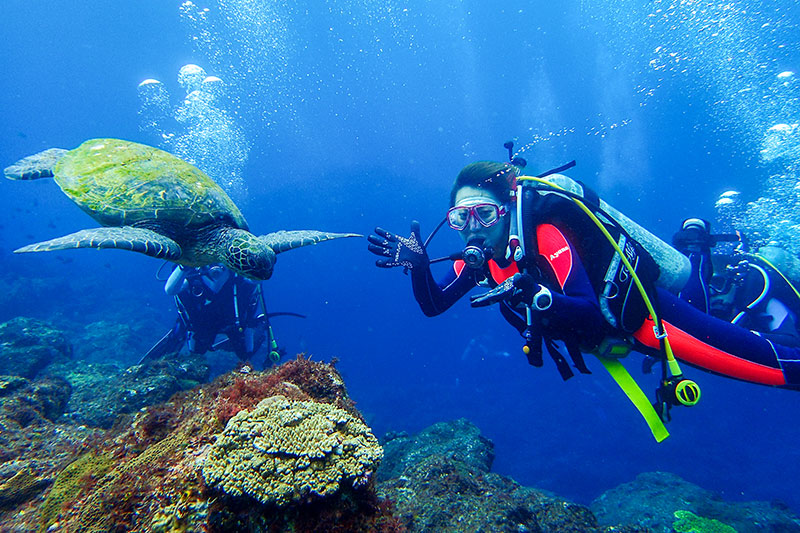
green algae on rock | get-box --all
[673,510,737,533]
[591,471,800,533]
[38,453,115,532]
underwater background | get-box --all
[2,0,800,518]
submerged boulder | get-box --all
[0,317,71,378]
[0,375,71,426]
[61,353,209,428]
[379,418,494,481]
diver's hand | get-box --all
[367,221,429,270]
[470,272,551,310]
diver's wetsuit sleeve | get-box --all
[634,288,800,389]
[411,263,477,317]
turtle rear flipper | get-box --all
[259,230,362,254]
[14,227,182,260]
[4,148,69,180]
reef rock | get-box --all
[591,471,800,533]
[379,418,494,480]
[203,395,382,506]
[73,318,167,367]
[378,419,648,533]
[0,376,99,516]
[0,317,71,378]
[60,353,209,428]
[0,375,71,426]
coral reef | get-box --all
[0,355,401,532]
[591,471,800,533]
[203,395,382,506]
[0,317,72,378]
[377,419,648,532]
[2,349,796,533]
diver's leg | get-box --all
[635,289,800,389]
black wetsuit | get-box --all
[412,196,800,390]
[146,265,268,361]
[705,253,800,348]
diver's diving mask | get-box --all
[446,202,507,230]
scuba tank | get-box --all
[532,173,691,293]
[757,244,800,286]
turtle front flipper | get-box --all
[4,148,69,180]
[15,227,182,260]
[259,230,362,254]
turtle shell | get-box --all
[53,138,247,230]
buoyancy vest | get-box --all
[529,194,660,334]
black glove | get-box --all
[470,272,552,310]
[367,221,429,270]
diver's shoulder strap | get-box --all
[576,180,600,208]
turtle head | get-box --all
[221,229,277,280]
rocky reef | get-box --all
[0,350,650,533]
[1,316,799,532]
[0,316,209,428]
[0,374,102,523]
[592,471,800,533]
[56,355,209,428]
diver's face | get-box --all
[452,186,510,259]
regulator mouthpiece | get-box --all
[463,239,490,270]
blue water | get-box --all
[2,0,800,514]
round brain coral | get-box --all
[202,395,382,506]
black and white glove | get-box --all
[367,221,429,270]
[470,272,552,310]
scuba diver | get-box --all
[673,219,800,347]
[141,264,300,366]
[367,144,800,441]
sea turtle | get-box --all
[4,138,358,280]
